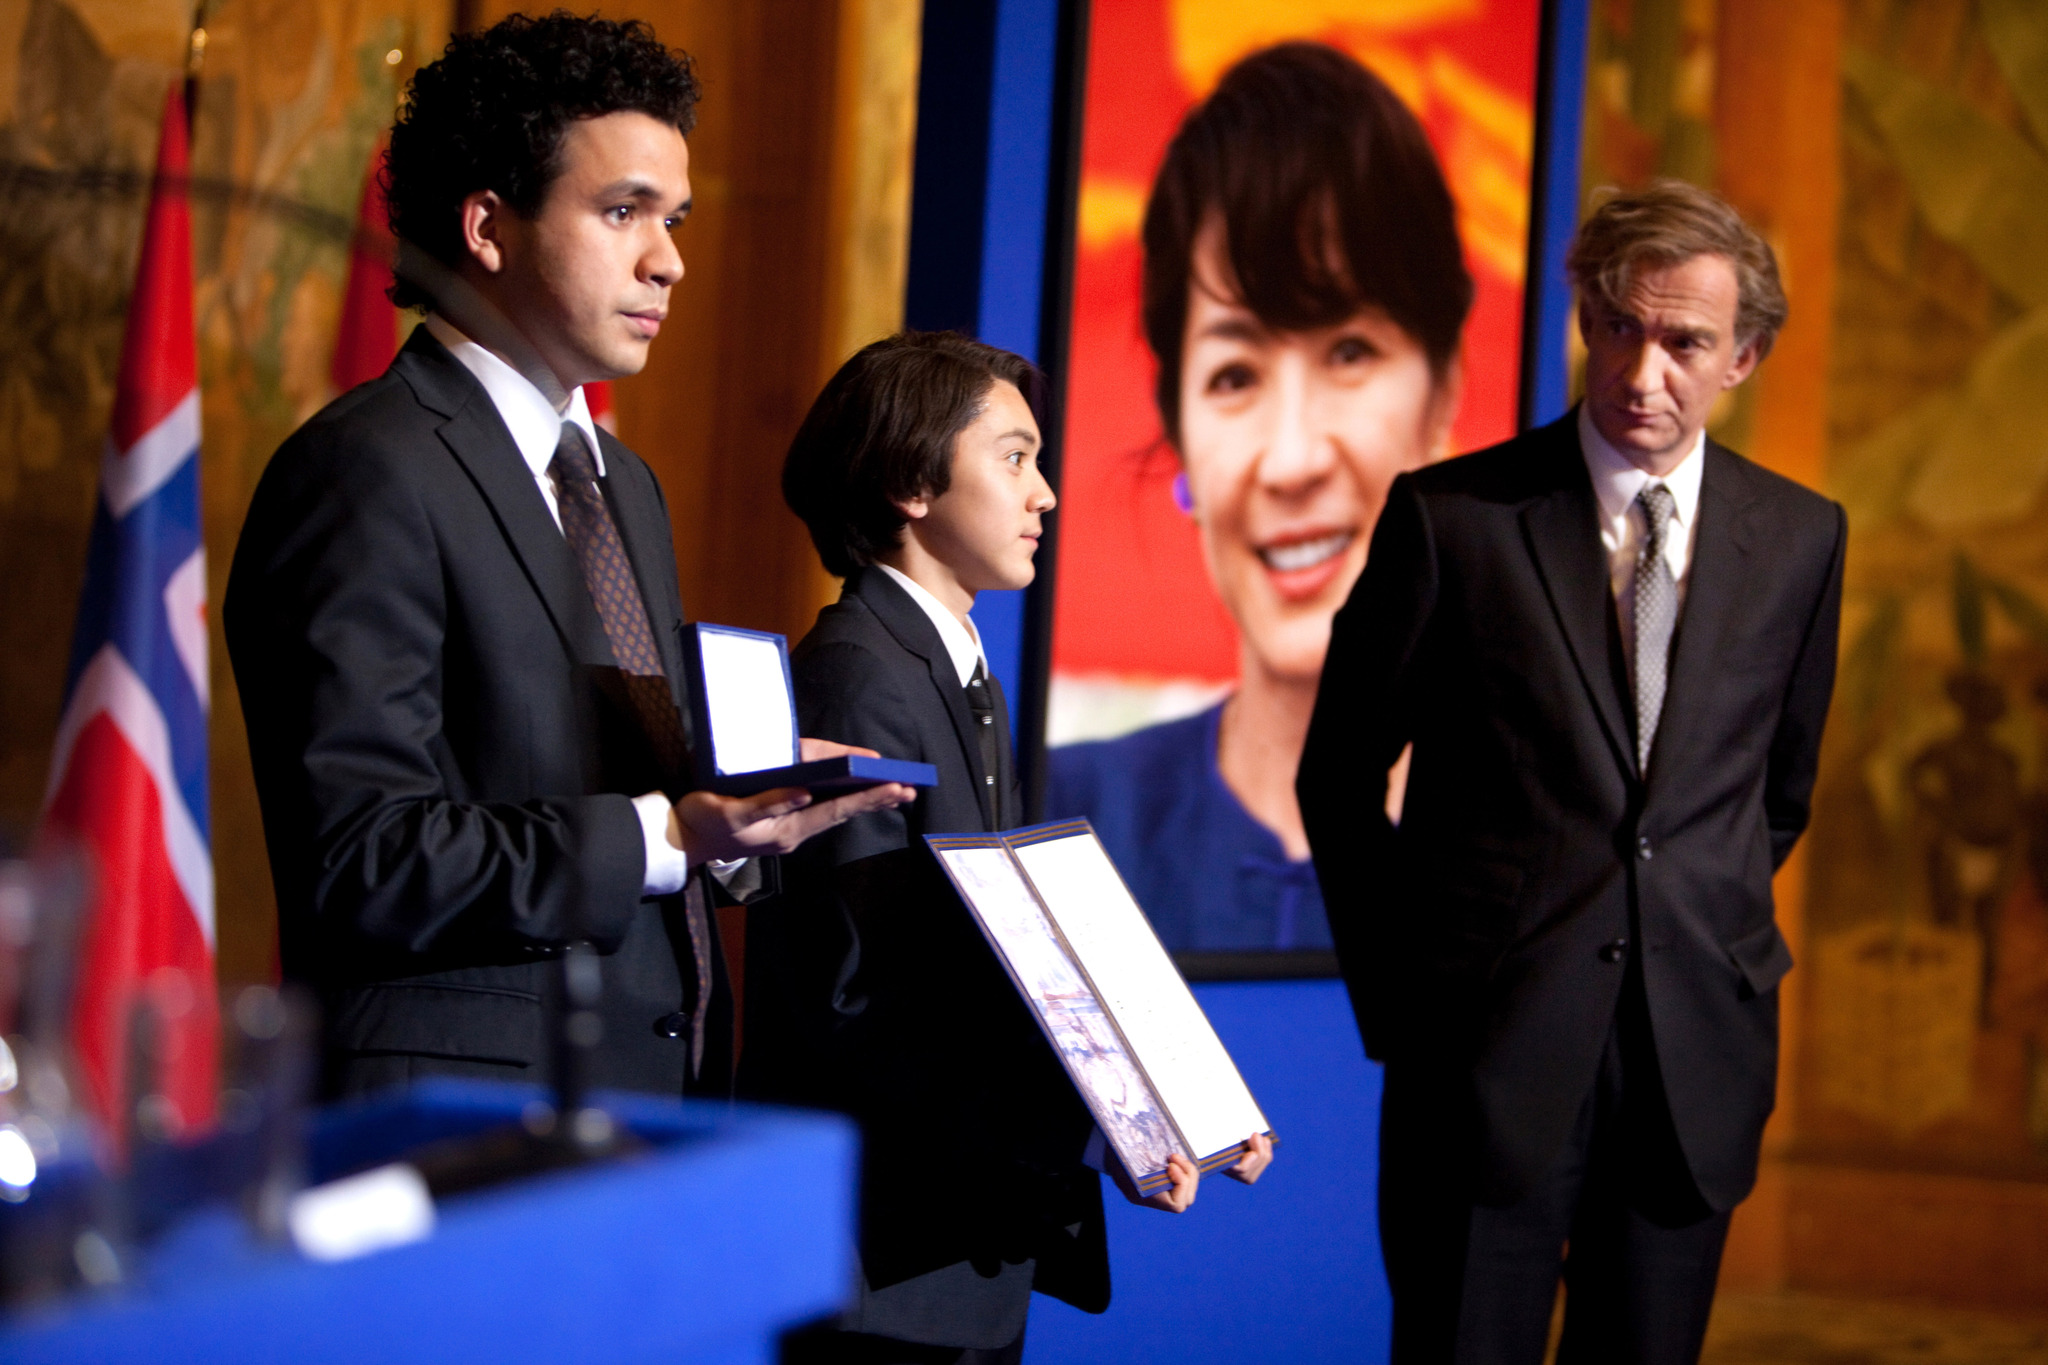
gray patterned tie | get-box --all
[1633,482,1679,773]
[550,423,713,1076]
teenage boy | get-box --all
[226,14,908,1101]
[759,331,1271,1365]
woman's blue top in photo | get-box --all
[1046,703,1330,952]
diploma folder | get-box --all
[925,820,1273,1197]
[682,622,938,796]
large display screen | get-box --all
[1042,0,1543,965]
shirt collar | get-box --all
[426,314,604,481]
[1576,402,1704,529]
[876,564,986,689]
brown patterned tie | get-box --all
[549,422,714,1075]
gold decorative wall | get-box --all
[0,0,447,986]
[1584,0,2048,1310]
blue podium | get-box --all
[0,1081,856,1365]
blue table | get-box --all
[0,1081,856,1365]
[1027,979,1391,1364]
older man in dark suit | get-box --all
[1298,181,1846,1364]
[225,14,905,1102]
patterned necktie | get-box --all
[548,423,713,1074]
[1633,482,1679,773]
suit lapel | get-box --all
[1519,425,1634,777]
[1647,443,1756,787]
[398,333,614,668]
[852,570,995,829]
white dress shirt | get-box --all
[1578,404,1705,676]
[427,314,690,897]
[424,314,606,531]
[877,563,988,688]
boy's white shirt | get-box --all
[877,563,988,688]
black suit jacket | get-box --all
[226,327,713,1099]
[1297,411,1845,1212]
[743,568,1106,1347]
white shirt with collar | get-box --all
[877,563,988,689]
[1578,403,1705,675]
[427,313,690,897]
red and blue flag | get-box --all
[41,87,217,1134]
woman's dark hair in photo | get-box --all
[785,331,1040,578]
[384,11,701,310]
[1142,42,1472,446]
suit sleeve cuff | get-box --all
[633,791,690,896]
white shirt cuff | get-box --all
[633,792,691,896]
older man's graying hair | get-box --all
[1567,179,1789,357]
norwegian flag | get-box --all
[41,87,217,1134]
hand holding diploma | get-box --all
[1109,1129,1270,1214]
[1225,1131,1274,1184]
[1110,1149,1201,1213]
[669,739,915,862]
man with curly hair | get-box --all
[226,13,908,1102]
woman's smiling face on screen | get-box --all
[1176,223,1458,685]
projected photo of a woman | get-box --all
[1047,43,1472,953]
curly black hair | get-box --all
[384,11,701,310]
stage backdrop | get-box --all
[1045,0,1540,747]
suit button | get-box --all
[1599,937,1630,963]
[653,1012,690,1039]
[985,775,995,786]
[1637,836,1654,861]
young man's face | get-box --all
[904,380,1056,595]
[468,111,691,391]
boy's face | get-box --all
[465,111,691,391]
[902,380,1056,594]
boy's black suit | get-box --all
[1298,411,1845,1360]
[745,567,1106,1352]
[226,327,720,1099]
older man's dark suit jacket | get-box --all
[226,327,717,1099]
[1298,410,1845,1213]
[742,567,1106,1349]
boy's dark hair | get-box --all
[784,331,1039,578]
[384,12,701,310]
[1142,42,1471,446]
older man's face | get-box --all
[1579,253,1759,475]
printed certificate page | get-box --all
[1008,829,1269,1161]
[932,844,1187,1187]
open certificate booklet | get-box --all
[925,820,1273,1198]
